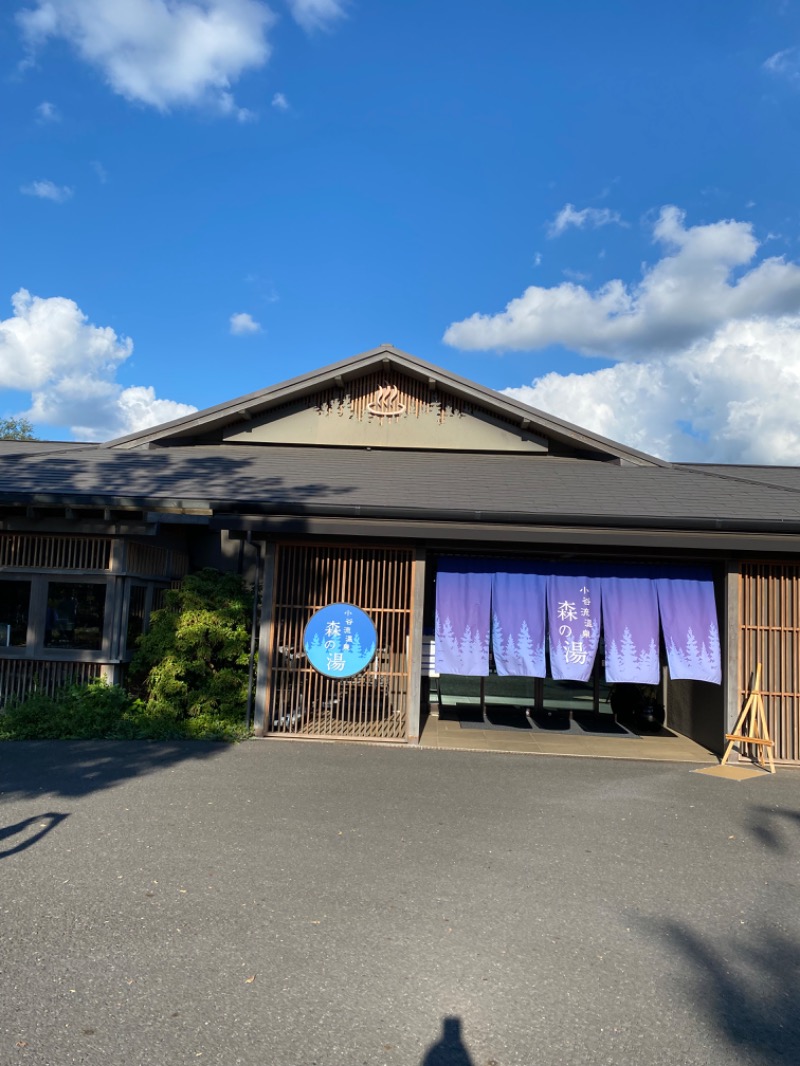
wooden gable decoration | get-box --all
[219,365,549,453]
[105,345,664,465]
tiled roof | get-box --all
[3,443,800,529]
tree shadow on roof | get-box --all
[2,448,357,510]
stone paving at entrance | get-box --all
[420,708,718,762]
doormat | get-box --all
[441,706,531,731]
[693,765,771,781]
[443,706,637,738]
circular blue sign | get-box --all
[303,603,378,679]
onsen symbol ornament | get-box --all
[366,383,405,417]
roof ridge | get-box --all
[675,463,800,497]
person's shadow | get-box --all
[421,1017,475,1066]
[0,812,68,858]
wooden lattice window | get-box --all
[0,534,111,570]
[740,562,800,763]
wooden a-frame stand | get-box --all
[721,663,775,773]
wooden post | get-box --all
[105,574,126,686]
[252,542,277,737]
[405,547,426,743]
[724,560,741,751]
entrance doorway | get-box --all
[265,543,413,741]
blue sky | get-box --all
[3,1,800,461]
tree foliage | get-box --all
[0,416,37,441]
[129,568,254,728]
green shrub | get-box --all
[0,569,255,742]
[0,689,73,740]
[0,679,251,742]
[129,568,254,733]
[0,681,149,741]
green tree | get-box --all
[129,569,254,728]
[0,416,37,441]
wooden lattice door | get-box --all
[266,544,413,741]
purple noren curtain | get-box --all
[434,559,722,686]
[655,569,721,684]
[600,572,661,684]
[434,560,491,675]
[547,569,602,682]
[491,568,547,677]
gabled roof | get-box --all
[103,344,669,467]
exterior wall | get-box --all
[7,522,800,765]
[665,679,725,755]
[0,531,189,702]
[185,528,262,586]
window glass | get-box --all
[0,580,31,647]
[45,582,106,650]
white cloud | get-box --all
[444,206,800,357]
[229,311,261,334]
[0,289,195,440]
[562,268,590,283]
[35,100,60,121]
[764,47,800,82]
[217,89,256,122]
[446,206,800,463]
[17,0,274,114]
[91,160,108,183]
[547,203,626,238]
[271,90,289,110]
[20,179,73,203]
[503,316,800,464]
[285,0,347,33]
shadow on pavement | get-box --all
[420,1017,475,1066]
[660,919,800,1064]
[746,805,800,854]
[0,811,68,858]
[0,740,230,802]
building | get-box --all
[1,345,799,762]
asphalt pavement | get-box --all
[1,740,799,1066]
